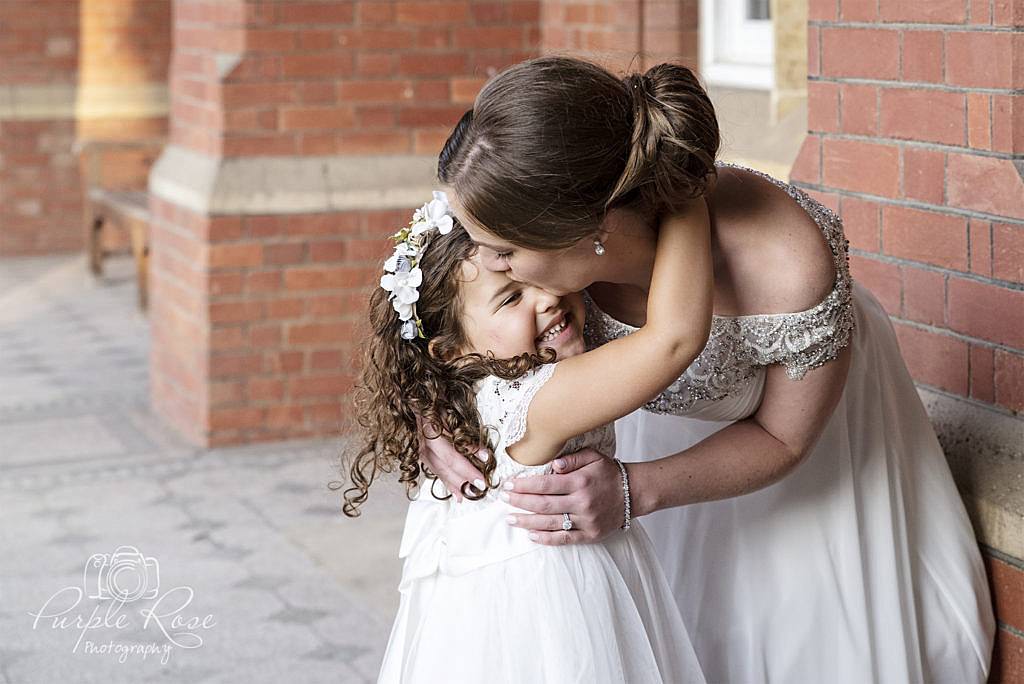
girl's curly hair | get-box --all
[331,225,554,517]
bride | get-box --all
[422,56,995,683]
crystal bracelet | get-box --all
[613,458,632,531]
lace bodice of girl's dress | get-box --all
[584,166,855,423]
[474,363,617,483]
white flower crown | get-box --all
[379,191,455,340]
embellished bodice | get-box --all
[584,166,855,419]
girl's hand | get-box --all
[417,417,486,503]
[504,448,625,544]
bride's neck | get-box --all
[583,214,657,325]
[596,212,657,293]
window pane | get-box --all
[747,0,770,20]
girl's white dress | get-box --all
[587,167,996,683]
[378,363,706,683]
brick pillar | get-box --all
[149,0,541,446]
[792,1,1023,678]
[76,0,171,255]
[77,0,171,144]
[539,0,698,73]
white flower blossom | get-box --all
[393,298,415,321]
[380,268,422,321]
[410,192,454,236]
[383,242,418,273]
[380,267,422,296]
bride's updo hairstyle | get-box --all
[438,56,719,249]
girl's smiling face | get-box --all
[456,255,586,361]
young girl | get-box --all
[342,190,713,683]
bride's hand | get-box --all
[504,448,625,544]
[417,417,486,503]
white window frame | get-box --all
[699,0,775,90]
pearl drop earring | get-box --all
[593,240,606,256]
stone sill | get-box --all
[0,83,169,121]
[149,146,439,216]
[921,388,1024,563]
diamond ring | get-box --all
[562,513,573,531]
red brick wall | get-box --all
[169,0,539,159]
[540,0,698,71]
[0,0,80,255]
[794,0,1023,414]
[0,0,170,257]
[792,1,1023,678]
[0,120,83,255]
[0,0,79,86]
[988,554,1024,683]
[149,193,414,445]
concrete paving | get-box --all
[0,255,407,684]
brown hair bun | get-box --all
[611,63,720,214]
[438,56,720,250]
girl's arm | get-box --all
[505,344,851,542]
[508,200,713,466]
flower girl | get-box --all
[340,191,712,683]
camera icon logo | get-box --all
[83,545,161,602]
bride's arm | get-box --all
[505,346,851,542]
[631,346,851,514]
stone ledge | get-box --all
[149,146,440,216]
[921,388,1024,562]
[0,83,168,121]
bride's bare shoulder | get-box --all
[708,166,837,316]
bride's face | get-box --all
[457,218,598,296]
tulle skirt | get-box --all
[617,285,995,683]
[379,508,705,684]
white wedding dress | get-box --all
[379,363,706,683]
[586,167,996,683]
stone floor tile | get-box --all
[0,256,406,682]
